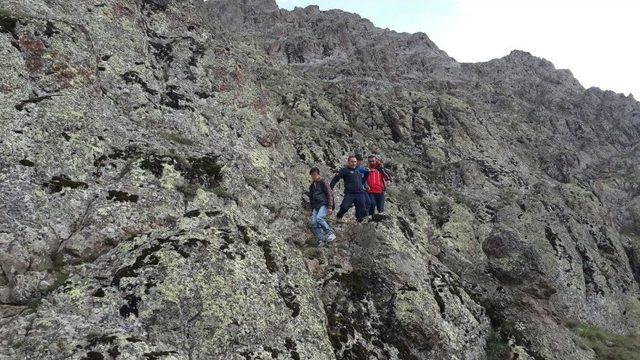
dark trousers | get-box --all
[350,191,370,210]
[337,192,368,221]
[368,193,385,215]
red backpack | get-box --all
[367,168,385,194]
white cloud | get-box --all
[419,0,640,96]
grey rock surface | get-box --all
[0,0,638,359]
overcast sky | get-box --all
[276,0,639,97]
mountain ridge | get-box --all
[0,0,639,359]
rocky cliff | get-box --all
[1,0,639,359]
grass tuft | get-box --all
[566,321,640,360]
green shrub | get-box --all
[485,330,511,360]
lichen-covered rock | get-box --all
[0,0,639,359]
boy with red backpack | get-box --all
[366,155,392,215]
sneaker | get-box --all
[318,240,327,247]
[326,234,336,243]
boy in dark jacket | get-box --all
[308,167,336,246]
[330,156,369,222]
[366,155,391,215]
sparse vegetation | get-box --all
[159,131,195,146]
[212,185,237,201]
[485,329,511,360]
[566,321,640,360]
[0,8,18,33]
[27,297,42,311]
[176,183,199,203]
[290,117,313,129]
[51,271,70,290]
[25,271,69,313]
[245,175,264,189]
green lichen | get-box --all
[437,94,471,113]
[425,147,446,164]
[248,149,271,171]
[190,113,210,135]
[440,204,478,254]
[159,163,184,190]
[65,283,88,301]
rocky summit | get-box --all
[1,0,639,359]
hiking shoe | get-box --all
[327,234,336,243]
[317,240,327,247]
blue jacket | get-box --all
[356,165,369,177]
[331,167,368,194]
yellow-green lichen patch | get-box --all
[439,204,483,258]
[159,163,185,190]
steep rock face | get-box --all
[0,0,638,359]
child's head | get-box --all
[309,167,321,182]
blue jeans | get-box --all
[337,192,368,221]
[368,193,385,215]
[311,206,334,243]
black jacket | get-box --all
[309,180,334,210]
[330,167,368,194]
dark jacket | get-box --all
[309,179,334,210]
[331,167,368,194]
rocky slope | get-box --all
[0,0,639,359]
